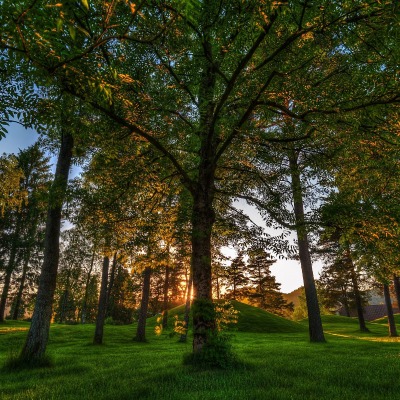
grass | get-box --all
[1,306,400,400]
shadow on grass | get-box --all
[3,352,54,371]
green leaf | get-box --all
[68,25,76,41]
[56,18,63,32]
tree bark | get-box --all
[162,266,170,329]
[12,251,30,320]
[383,283,398,337]
[191,193,216,352]
[349,263,369,332]
[20,129,73,361]
[135,266,152,342]
[393,275,400,312]
[289,149,325,342]
[93,255,110,345]
[180,270,193,343]
[81,247,96,324]
[106,252,117,317]
[0,214,22,322]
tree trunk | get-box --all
[162,266,170,329]
[191,193,216,352]
[345,248,368,331]
[81,248,96,324]
[180,270,193,343]
[289,150,325,342]
[215,274,220,301]
[134,266,152,342]
[342,289,351,317]
[393,275,400,312]
[383,283,398,337]
[0,269,13,322]
[93,255,110,345]
[0,215,22,322]
[12,213,39,321]
[349,260,369,332]
[106,252,117,317]
[20,129,73,361]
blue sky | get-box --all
[0,124,39,154]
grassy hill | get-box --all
[282,287,303,308]
[371,313,400,325]
[148,300,306,333]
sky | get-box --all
[1,124,323,293]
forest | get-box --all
[0,0,399,398]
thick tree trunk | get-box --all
[162,266,170,329]
[81,248,96,324]
[135,267,152,342]
[393,275,400,312]
[20,130,73,361]
[383,283,398,337]
[93,255,110,345]
[349,261,369,332]
[289,150,325,343]
[191,196,216,352]
[180,271,193,343]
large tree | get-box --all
[1,0,398,355]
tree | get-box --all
[0,144,50,322]
[20,101,74,362]
[246,250,292,316]
[224,252,248,301]
[2,0,398,356]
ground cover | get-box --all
[1,308,400,400]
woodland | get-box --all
[0,1,399,397]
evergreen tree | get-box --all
[246,251,293,316]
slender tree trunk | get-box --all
[134,266,152,342]
[383,283,398,337]
[348,260,369,332]
[106,252,117,317]
[13,215,39,321]
[393,275,400,312]
[20,129,73,361]
[162,266,170,329]
[180,270,193,343]
[0,269,13,322]
[215,274,220,300]
[289,150,325,343]
[81,248,96,324]
[0,215,22,322]
[342,289,351,317]
[12,251,30,320]
[93,255,110,345]
[59,269,71,324]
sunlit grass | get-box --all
[1,312,400,399]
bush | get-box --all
[183,333,239,369]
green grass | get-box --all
[1,306,400,400]
[148,300,306,333]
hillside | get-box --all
[148,300,306,334]
[282,287,303,308]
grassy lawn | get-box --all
[1,307,400,400]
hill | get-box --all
[148,300,306,334]
[282,287,303,308]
